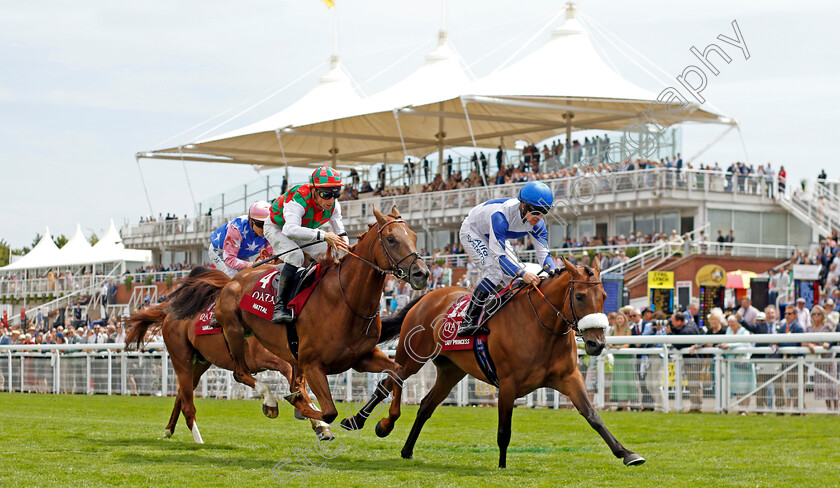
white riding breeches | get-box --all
[208,244,240,278]
[264,221,329,268]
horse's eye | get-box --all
[575,293,585,301]
[387,235,396,244]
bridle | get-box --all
[337,217,422,327]
[526,271,603,336]
[342,218,421,282]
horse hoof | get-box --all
[375,419,391,438]
[294,409,306,421]
[315,425,335,441]
[162,428,173,438]
[339,417,359,431]
[263,404,279,419]
[624,453,646,466]
[400,450,413,460]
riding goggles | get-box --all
[523,203,551,216]
[316,188,341,200]
[250,218,265,228]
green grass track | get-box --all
[1,393,837,487]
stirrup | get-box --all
[271,303,294,323]
[457,322,490,337]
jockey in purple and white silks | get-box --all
[457,181,556,336]
[208,201,273,278]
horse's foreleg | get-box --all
[340,347,402,432]
[401,363,466,460]
[163,395,182,438]
[496,381,517,468]
[220,317,255,389]
[301,364,338,423]
[552,373,645,466]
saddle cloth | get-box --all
[439,295,481,351]
[439,294,499,387]
[238,264,324,321]
[194,302,221,336]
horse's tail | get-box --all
[167,266,231,320]
[378,293,425,344]
[124,303,168,350]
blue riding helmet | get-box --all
[518,181,554,214]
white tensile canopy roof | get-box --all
[0,221,152,271]
[139,3,731,169]
[143,55,367,168]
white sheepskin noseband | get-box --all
[577,313,609,331]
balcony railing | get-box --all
[120,167,796,247]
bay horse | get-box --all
[125,267,332,443]
[214,206,429,424]
[345,256,645,468]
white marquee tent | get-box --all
[0,221,152,272]
[138,3,731,170]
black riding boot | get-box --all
[457,288,491,337]
[271,264,297,323]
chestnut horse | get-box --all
[345,256,645,468]
[215,206,429,424]
[125,267,332,443]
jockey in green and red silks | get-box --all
[264,165,349,323]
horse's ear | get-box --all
[591,253,601,273]
[560,255,576,274]
[372,204,387,227]
[391,205,401,218]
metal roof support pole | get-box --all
[564,111,574,164]
[274,128,290,180]
[437,102,445,182]
[460,98,486,187]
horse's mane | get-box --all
[347,211,402,259]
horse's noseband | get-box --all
[375,218,421,282]
[528,277,603,336]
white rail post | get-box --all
[106,350,112,396]
[674,351,683,412]
[53,351,60,395]
[121,351,128,396]
[7,353,12,392]
[161,350,168,397]
[86,354,92,395]
[714,352,723,413]
[722,355,729,413]
[200,373,208,398]
[456,377,465,407]
[345,370,353,403]
[20,356,25,393]
[797,357,805,414]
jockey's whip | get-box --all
[251,241,323,268]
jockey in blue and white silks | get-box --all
[457,180,556,336]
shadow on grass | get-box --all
[114,451,273,470]
[66,433,239,451]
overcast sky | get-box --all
[1,0,838,249]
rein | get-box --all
[341,218,421,282]
[334,217,421,333]
[526,275,602,336]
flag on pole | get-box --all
[322,0,334,7]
